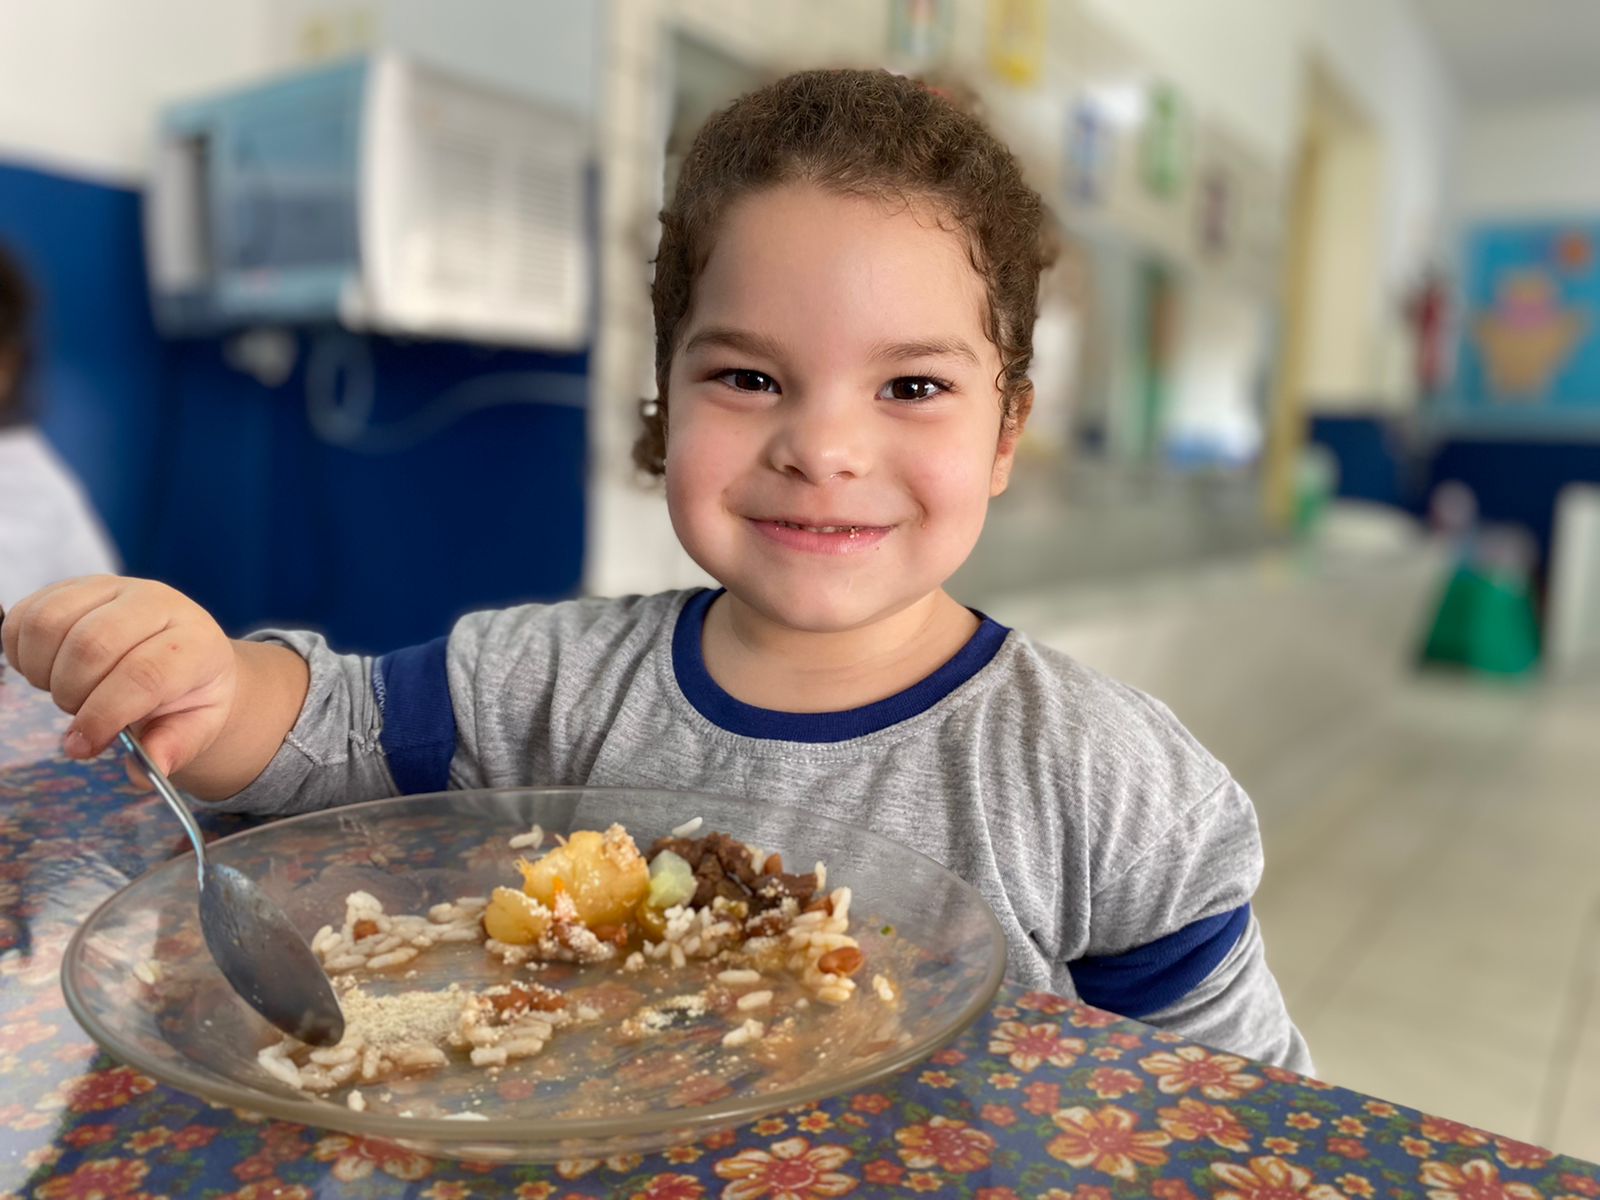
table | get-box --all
[2,678,1595,1199]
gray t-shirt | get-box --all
[229,588,1311,1073]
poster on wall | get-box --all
[1449,221,1599,429]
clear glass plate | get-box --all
[61,787,1006,1162]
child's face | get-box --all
[664,183,1020,633]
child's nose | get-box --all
[767,395,870,483]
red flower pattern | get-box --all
[63,1067,155,1113]
[1046,1105,1172,1179]
[863,1159,904,1186]
[713,1137,857,1200]
[630,1174,706,1200]
[1023,1081,1063,1115]
[1088,1067,1144,1099]
[312,1134,433,1182]
[1421,1116,1493,1147]
[988,1021,1087,1072]
[1017,991,1074,1015]
[895,1116,996,1172]
[35,1157,149,1200]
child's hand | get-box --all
[0,576,239,778]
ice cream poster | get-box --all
[1451,221,1600,426]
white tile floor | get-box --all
[981,531,1600,1163]
[1254,676,1600,1159]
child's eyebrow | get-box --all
[869,337,981,367]
[682,327,787,362]
[681,328,980,369]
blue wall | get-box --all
[0,158,588,654]
[1309,412,1600,579]
[1307,415,1413,510]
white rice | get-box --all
[508,825,545,851]
[831,887,852,921]
[257,1050,302,1089]
[721,1018,764,1048]
[670,816,704,838]
[367,947,420,970]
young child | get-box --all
[0,242,120,607]
[2,70,1310,1071]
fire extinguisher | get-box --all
[1406,266,1450,402]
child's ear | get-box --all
[990,383,1033,497]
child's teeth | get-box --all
[781,522,861,533]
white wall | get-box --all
[1458,97,1600,221]
[1083,0,1459,288]
[0,1,272,183]
[1307,0,1461,291]
[1076,0,1304,169]
[256,0,601,115]
[1080,0,1459,412]
[0,0,601,184]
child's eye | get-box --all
[879,376,950,403]
[715,369,781,394]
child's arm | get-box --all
[1075,775,1313,1074]
[0,576,308,799]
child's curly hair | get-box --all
[0,243,34,427]
[635,68,1053,475]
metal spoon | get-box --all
[118,731,345,1047]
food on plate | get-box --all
[255,821,896,1111]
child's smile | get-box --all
[663,183,1020,642]
[747,518,893,555]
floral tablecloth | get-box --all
[2,678,1596,1199]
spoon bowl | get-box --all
[118,731,344,1046]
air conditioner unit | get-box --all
[146,53,592,349]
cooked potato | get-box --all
[483,886,553,945]
[517,825,648,927]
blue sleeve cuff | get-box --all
[374,636,457,795]
[1069,902,1252,1019]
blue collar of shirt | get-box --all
[671,588,1010,743]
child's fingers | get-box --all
[0,585,48,669]
[128,710,218,781]
[67,631,227,759]
[47,599,171,718]
[2,577,123,688]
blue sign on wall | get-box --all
[1450,220,1600,431]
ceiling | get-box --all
[1411,0,1600,108]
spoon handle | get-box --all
[118,731,208,883]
